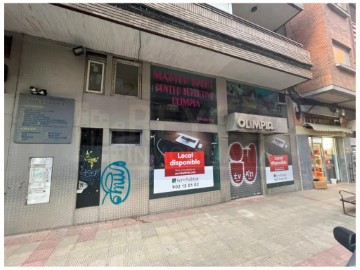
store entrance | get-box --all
[309,137,340,183]
[228,132,262,199]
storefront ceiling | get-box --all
[5,3,309,91]
[301,87,356,110]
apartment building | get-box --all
[4,3,312,235]
[285,3,356,189]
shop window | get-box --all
[111,130,141,145]
[149,130,220,199]
[226,80,287,118]
[85,59,106,94]
[113,59,140,97]
[150,65,217,124]
[333,42,350,66]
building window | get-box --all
[350,4,356,23]
[86,59,105,94]
[111,130,141,145]
[336,3,348,12]
[113,59,140,97]
[333,42,350,66]
[327,3,350,18]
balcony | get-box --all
[4,3,312,91]
[230,3,303,31]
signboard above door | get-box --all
[225,113,288,134]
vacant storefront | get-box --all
[225,80,297,198]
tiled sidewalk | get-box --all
[4,183,356,267]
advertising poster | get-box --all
[150,65,217,124]
[76,128,103,208]
[265,134,294,188]
[150,130,220,199]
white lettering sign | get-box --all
[237,119,275,131]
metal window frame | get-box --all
[110,129,142,146]
[112,58,142,98]
[85,59,106,94]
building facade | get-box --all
[285,3,356,189]
[4,3,312,235]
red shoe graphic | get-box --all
[243,143,257,183]
[229,142,244,186]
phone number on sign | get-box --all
[172,183,200,189]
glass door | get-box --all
[308,137,339,182]
[322,138,339,182]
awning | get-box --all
[305,123,353,134]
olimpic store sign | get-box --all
[225,113,288,134]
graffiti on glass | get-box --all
[101,161,131,205]
[228,142,257,186]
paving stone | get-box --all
[44,254,69,266]
[108,254,125,267]
[4,242,41,266]
[139,223,158,238]
[4,244,21,258]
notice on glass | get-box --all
[27,157,53,205]
[264,135,294,187]
[150,130,219,197]
[14,94,75,144]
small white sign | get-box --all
[27,157,53,205]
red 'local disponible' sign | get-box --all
[269,155,289,172]
[164,152,204,177]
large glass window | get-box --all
[226,80,287,118]
[113,59,140,97]
[150,66,217,124]
[149,130,220,199]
